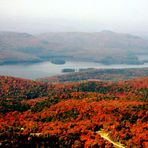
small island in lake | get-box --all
[62,68,75,73]
[51,59,66,65]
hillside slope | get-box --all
[38,31,148,64]
[0,32,49,64]
[0,31,148,64]
[39,67,148,83]
[0,76,147,147]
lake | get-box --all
[0,61,148,79]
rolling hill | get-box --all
[37,31,148,64]
[0,32,49,64]
[0,31,148,65]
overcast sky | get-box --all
[0,0,148,36]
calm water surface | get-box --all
[0,61,148,79]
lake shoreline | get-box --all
[0,58,146,66]
[0,60,148,79]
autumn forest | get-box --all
[0,75,147,147]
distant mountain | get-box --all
[0,32,49,64]
[0,31,148,64]
[37,31,148,64]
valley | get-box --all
[1,1,148,147]
[0,31,148,148]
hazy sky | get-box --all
[0,0,148,36]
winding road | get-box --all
[96,130,125,148]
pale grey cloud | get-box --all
[0,0,148,36]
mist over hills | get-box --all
[0,30,148,65]
[0,32,41,63]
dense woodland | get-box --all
[39,68,148,83]
[0,75,147,147]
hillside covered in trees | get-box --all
[38,67,148,83]
[0,76,147,147]
[1,31,148,65]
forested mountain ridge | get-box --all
[37,31,148,64]
[0,75,147,147]
[0,32,45,64]
[0,31,148,64]
[38,31,148,54]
